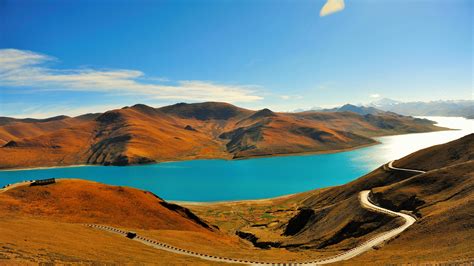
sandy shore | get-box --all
[0,164,89,172]
[170,192,301,206]
[0,142,380,172]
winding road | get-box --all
[387,160,426,174]
[86,160,425,265]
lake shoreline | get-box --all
[0,117,471,202]
[0,120,455,172]
[171,191,301,206]
[0,141,381,172]
[0,164,89,172]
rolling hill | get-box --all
[0,179,217,232]
[0,102,445,169]
[0,179,241,264]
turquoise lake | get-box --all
[1,117,472,202]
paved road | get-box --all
[87,190,417,265]
[388,160,426,174]
[88,160,425,265]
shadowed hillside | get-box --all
[395,133,474,171]
[159,102,252,121]
[0,102,445,169]
[348,137,474,264]
[283,135,473,250]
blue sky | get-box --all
[0,0,472,117]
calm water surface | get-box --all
[1,117,472,202]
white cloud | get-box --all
[280,94,303,100]
[320,0,345,17]
[1,103,125,119]
[370,94,381,98]
[0,49,263,103]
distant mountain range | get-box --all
[368,98,474,119]
[320,104,388,116]
[0,102,445,169]
[312,99,473,119]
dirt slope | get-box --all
[394,132,474,171]
[348,162,474,264]
[0,179,217,232]
[295,134,474,262]
[0,179,241,264]
[0,217,226,265]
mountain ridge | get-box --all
[0,102,446,169]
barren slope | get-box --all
[0,179,236,264]
[0,179,217,232]
[0,180,349,264]
[348,159,474,262]
[0,102,445,169]
[86,104,228,166]
[284,134,473,248]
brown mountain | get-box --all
[0,102,445,169]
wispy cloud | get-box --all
[0,103,125,118]
[0,49,263,103]
[370,94,381,98]
[320,0,345,17]
[280,94,303,100]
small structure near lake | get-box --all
[30,178,56,186]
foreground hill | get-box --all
[0,102,445,169]
[189,133,474,264]
[0,180,235,264]
[0,179,217,232]
[0,180,350,264]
